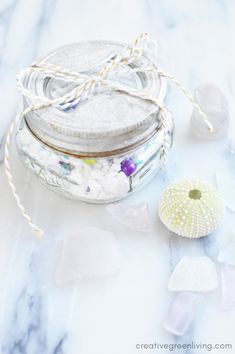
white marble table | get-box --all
[0,0,235,353]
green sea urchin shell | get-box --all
[159,180,224,238]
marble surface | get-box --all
[0,0,235,353]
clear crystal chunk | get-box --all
[164,292,203,336]
[191,84,229,140]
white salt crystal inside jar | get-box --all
[16,40,173,203]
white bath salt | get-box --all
[56,227,120,285]
[104,172,130,196]
[106,202,152,232]
[168,256,218,292]
[69,168,84,185]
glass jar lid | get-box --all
[22,40,167,155]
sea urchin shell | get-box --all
[159,180,224,238]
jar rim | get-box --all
[23,116,165,158]
[23,40,167,153]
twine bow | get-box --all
[4,33,214,239]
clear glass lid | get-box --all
[22,40,167,154]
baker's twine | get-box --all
[4,32,214,239]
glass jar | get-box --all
[16,40,174,203]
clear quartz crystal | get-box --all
[106,202,152,232]
[56,227,120,285]
[191,84,229,140]
[225,140,235,159]
[168,256,219,292]
[218,239,235,266]
[216,171,235,212]
[164,292,203,336]
[220,263,235,310]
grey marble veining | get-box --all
[0,1,235,353]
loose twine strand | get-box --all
[4,32,214,239]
